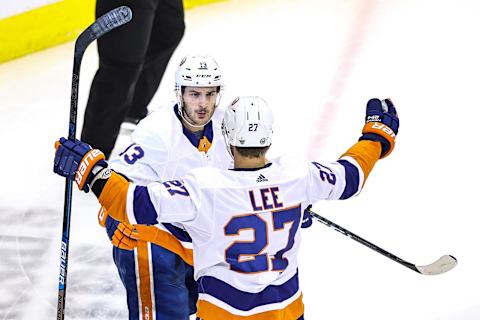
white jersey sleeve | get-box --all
[307,157,364,202]
[307,139,385,203]
[125,174,202,226]
[109,129,169,185]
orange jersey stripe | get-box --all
[341,140,381,182]
[137,242,154,320]
[134,224,193,265]
[196,294,304,320]
[98,171,130,223]
[97,172,193,265]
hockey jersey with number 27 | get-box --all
[99,140,382,319]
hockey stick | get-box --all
[308,209,457,275]
[57,6,132,320]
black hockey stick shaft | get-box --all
[57,6,132,320]
[308,210,419,272]
[308,209,456,275]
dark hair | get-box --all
[234,146,270,158]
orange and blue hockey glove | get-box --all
[54,137,107,192]
[108,217,138,250]
[359,98,399,158]
[98,207,138,250]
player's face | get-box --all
[182,87,218,127]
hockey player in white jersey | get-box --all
[96,55,232,320]
[54,95,399,319]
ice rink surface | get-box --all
[1,0,480,319]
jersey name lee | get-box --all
[248,187,284,211]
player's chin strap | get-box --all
[179,109,209,129]
[176,90,222,129]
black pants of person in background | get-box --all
[81,0,185,158]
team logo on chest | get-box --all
[256,174,268,183]
[198,136,211,153]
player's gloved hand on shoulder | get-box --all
[54,137,107,192]
[359,98,399,158]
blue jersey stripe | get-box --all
[162,223,192,242]
[198,272,299,311]
[133,187,193,242]
[133,186,158,224]
[338,159,360,200]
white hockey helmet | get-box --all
[175,55,223,111]
[222,96,274,151]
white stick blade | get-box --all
[416,255,457,275]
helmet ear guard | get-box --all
[222,96,274,156]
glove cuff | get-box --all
[74,149,106,190]
[361,122,396,158]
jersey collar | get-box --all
[231,163,273,171]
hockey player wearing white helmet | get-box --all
[222,96,273,162]
[93,55,231,320]
[175,55,223,131]
[54,95,399,319]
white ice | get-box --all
[1,0,480,319]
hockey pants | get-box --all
[113,241,197,320]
